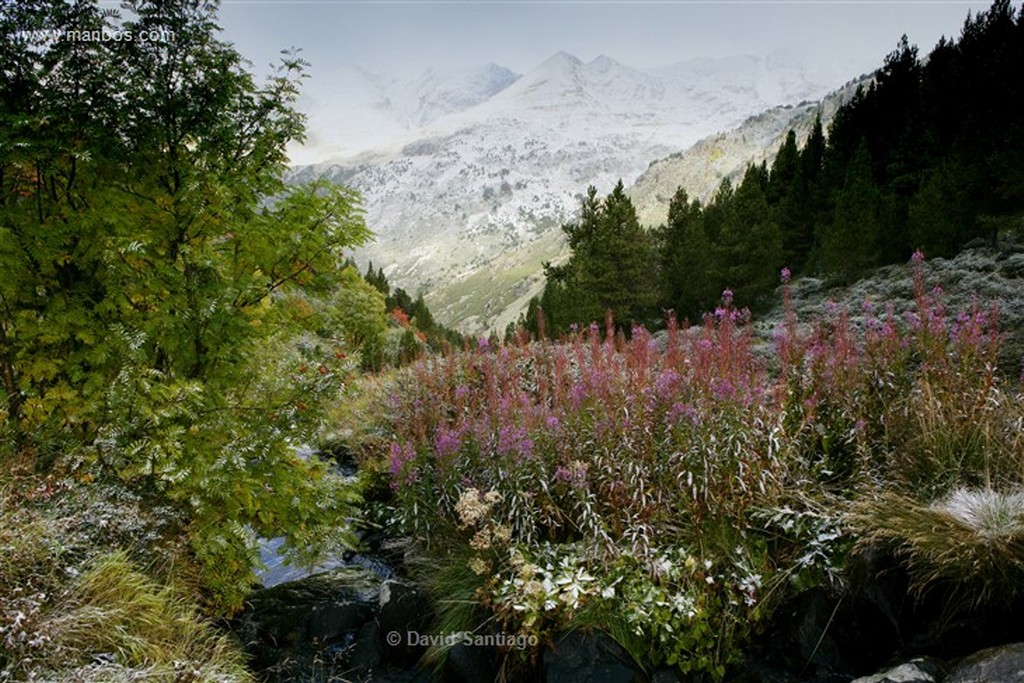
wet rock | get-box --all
[378,580,434,666]
[851,657,945,683]
[542,630,644,683]
[445,641,499,683]
[945,642,1024,682]
[238,566,382,679]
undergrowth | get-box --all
[374,254,1024,679]
[0,475,251,682]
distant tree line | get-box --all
[359,260,466,366]
[521,0,1024,335]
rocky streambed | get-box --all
[234,446,1024,682]
[235,544,1024,682]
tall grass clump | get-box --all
[852,488,1024,608]
[1,478,251,681]
[378,256,1024,678]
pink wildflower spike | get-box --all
[780,267,791,284]
[722,289,734,304]
[911,249,925,263]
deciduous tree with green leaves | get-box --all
[0,0,369,612]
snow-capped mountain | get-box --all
[289,51,869,333]
[290,62,520,164]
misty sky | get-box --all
[219,1,990,77]
[214,0,992,162]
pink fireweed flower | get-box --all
[668,402,699,427]
[389,442,417,488]
[911,249,925,263]
[497,424,533,459]
[654,369,682,402]
[780,267,791,284]
[722,289,734,304]
[712,378,735,400]
[434,427,463,459]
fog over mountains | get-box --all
[288,51,869,333]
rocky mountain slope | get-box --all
[754,244,1024,376]
[628,73,869,227]
[290,52,867,333]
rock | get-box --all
[238,566,382,678]
[379,580,434,666]
[444,641,499,683]
[649,666,686,683]
[351,620,383,672]
[945,642,1024,682]
[851,657,945,683]
[542,630,644,683]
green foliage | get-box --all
[657,187,714,323]
[544,182,658,332]
[0,0,366,613]
[714,165,784,306]
[820,143,882,282]
[321,266,390,371]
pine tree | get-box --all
[544,181,658,331]
[821,143,882,282]
[715,166,783,307]
[658,187,713,322]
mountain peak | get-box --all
[588,54,620,70]
[540,51,583,68]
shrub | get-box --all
[0,478,251,681]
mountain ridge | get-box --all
[289,50,870,333]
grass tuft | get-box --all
[851,488,1024,607]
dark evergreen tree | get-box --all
[409,294,436,332]
[658,187,714,322]
[543,181,658,331]
[388,287,413,314]
[908,160,979,257]
[715,165,783,307]
[821,143,882,282]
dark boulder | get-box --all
[851,657,945,683]
[542,629,644,683]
